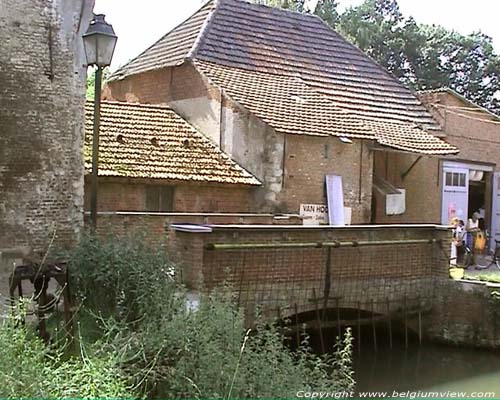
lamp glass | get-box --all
[83,33,117,67]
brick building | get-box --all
[102,0,457,224]
[0,0,94,255]
[83,101,259,214]
[373,88,500,249]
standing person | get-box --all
[455,220,465,264]
[466,212,481,265]
[450,217,460,265]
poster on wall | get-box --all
[447,202,457,221]
[326,175,345,226]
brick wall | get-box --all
[91,213,303,248]
[84,178,253,213]
[374,91,500,224]
[0,0,93,254]
[103,68,171,104]
[373,152,441,223]
[105,64,375,218]
[169,224,450,324]
[282,136,373,223]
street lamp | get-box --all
[83,14,117,228]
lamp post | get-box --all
[83,14,117,228]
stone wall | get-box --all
[421,280,500,348]
[0,0,94,255]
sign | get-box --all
[326,175,345,226]
[300,203,328,225]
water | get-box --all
[355,341,500,395]
[303,322,500,396]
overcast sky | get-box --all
[93,0,500,70]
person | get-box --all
[450,217,464,265]
[455,219,465,264]
[466,212,481,265]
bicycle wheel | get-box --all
[474,253,492,269]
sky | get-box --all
[93,0,500,71]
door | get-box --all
[491,172,500,252]
[441,167,469,225]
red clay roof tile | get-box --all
[84,101,261,185]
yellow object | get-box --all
[449,267,464,280]
[475,231,486,251]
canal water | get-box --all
[355,339,500,395]
[303,322,500,396]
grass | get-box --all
[462,272,500,283]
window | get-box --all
[145,186,174,212]
[445,172,466,187]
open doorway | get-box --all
[468,171,490,230]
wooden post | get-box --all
[418,310,422,345]
[404,295,408,349]
[357,301,361,354]
[335,297,341,339]
[313,288,325,353]
[386,298,392,349]
[294,303,300,348]
[371,299,377,352]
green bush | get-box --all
[0,303,133,398]
[68,233,354,399]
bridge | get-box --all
[169,223,451,331]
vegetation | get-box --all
[463,272,500,283]
[257,0,500,114]
[86,67,110,100]
[0,302,132,398]
[2,233,353,398]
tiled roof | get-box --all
[196,61,458,154]
[195,0,437,128]
[84,101,260,185]
[108,0,458,155]
[108,1,215,81]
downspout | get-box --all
[359,140,363,203]
[220,88,225,150]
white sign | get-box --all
[326,175,345,226]
[300,203,328,225]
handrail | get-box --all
[205,238,438,250]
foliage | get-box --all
[69,233,354,398]
[86,67,110,100]
[0,302,133,398]
[463,272,500,283]
[252,0,306,12]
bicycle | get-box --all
[463,234,500,270]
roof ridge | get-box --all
[418,87,500,122]
[187,0,218,59]
[222,0,315,19]
[89,100,174,111]
[108,1,214,81]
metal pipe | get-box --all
[90,66,103,229]
[206,238,437,250]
